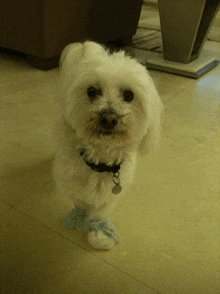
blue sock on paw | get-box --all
[63,207,87,230]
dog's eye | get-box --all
[123,90,134,102]
[87,87,102,101]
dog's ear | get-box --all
[59,43,84,100]
[60,41,107,70]
[59,41,107,78]
[82,41,107,58]
[60,43,84,68]
[138,82,163,155]
[138,124,161,155]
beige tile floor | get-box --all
[1,40,220,294]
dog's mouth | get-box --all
[96,130,116,138]
[86,126,128,143]
[98,128,127,139]
[100,130,114,135]
[87,111,129,139]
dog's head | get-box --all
[59,41,163,153]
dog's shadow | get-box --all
[1,158,96,250]
[1,158,55,208]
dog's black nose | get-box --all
[100,111,118,130]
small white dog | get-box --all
[53,41,163,250]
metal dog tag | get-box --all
[112,184,122,194]
[112,172,122,195]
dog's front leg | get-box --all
[87,200,116,221]
[64,199,119,250]
[86,201,120,250]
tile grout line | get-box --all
[1,201,162,294]
[163,134,220,156]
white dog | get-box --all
[53,41,163,250]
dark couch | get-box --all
[0,0,143,69]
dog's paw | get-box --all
[87,230,117,250]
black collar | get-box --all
[80,150,122,173]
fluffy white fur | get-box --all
[53,41,163,249]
